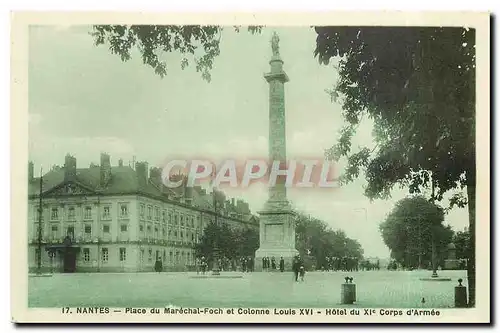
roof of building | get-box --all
[28,162,258,225]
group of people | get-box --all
[262,256,285,272]
[321,256,360,272]
[195,256,255,274]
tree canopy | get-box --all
[295,213,364,270]
[379,196,453,269]
[91,25,262,82]
[313,26,476,306]
[194,222,259,264]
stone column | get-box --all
[255,32,298,271]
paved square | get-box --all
[28,270,467,308]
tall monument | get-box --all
[255,32,298,271]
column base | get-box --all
[254,248,299,272]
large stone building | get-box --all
[28,153,258,273]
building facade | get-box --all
[28,153,258,273]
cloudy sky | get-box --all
[28,25,469,258]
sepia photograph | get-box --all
[11,11,490,323]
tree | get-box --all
[234,227,259,258]
[453,228,471,261]
[194,222,259,267]
[313,27,476,306]
[380,196,453,270]
[295,213,364,270]
[90,25,262,82]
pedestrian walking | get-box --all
[279,256,285,272]
[154,257,163,273]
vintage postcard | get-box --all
[11,11,490,323]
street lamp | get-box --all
[36,167,44,275]
[211,185,220,276]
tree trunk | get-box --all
[466,182,476,307]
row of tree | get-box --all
[380,196,471,270]
[193,213,364,271]
[295,214,363,270]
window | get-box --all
[174,231,178,238]
[148,249,152,262]
[102,206,111,219]
[84,206,92,220]
[180,216,184,226]
[174,215,178,225]
[156,250,160,261]
[147,206,152,220]
[162,228,166,237]
[51,208,58,220]
[121,225,128,232]
[51,225,58,239]
[139,225,144,232]
[154,227,158,234]
[169,251,173,263]
[154,207,160,221]
[191,233,194,241]
[83,248,90,262]
[180,231,183,239]
[84,225,92,234]
[163,250,166,262]
[147,225,151,233]
[101,248,108,262]
[140,204,145,218]
[68,207,76,220]
[140,249,144,262]
[66,226,74,239]
[120,204,128,218]
[169,213,172,223]
[119,248,126,262]
[103,225,110,233]
[162,211,166,222]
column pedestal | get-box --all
[254,202,298,272]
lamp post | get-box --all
[429,173,439,278]
[211,188,220,276]
[95,192,101,273]
[36,167,44,275]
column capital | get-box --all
[264,71,289,83]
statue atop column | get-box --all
[271,31,280,57]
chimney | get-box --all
[100,153,112,186]
[64,154,77,182]
[149,167,163,193]
[149,167,162,183]
[135,162,148,188]
[28,161,34,182]
[118,158,123,167]
[184,183,193,205]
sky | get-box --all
[28,25,470,258]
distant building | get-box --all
[28,153,258,273]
